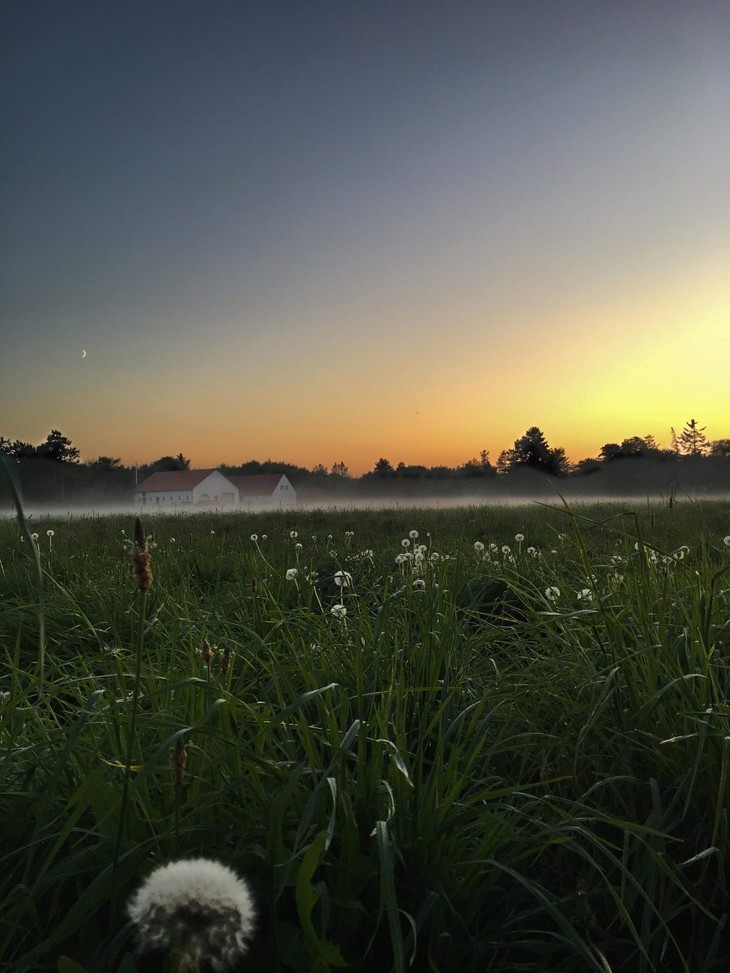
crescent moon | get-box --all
[81,349,87,358]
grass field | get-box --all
[0,497,728,972]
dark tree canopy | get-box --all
[38,430,80,463]
[143,453,191,475]
[501,427,568,476]
[709,439,730,457]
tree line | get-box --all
[1,420,728,505]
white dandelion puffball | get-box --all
[409,529,419,539]
[501,545,511,555]
[289,530,298,539]
[47,529,55,537]
[545,586,560,601]
[331,603,347,619]
[577,588,593,602]
[285,568,298,581]
[723,536,730,547]
[412,578,426,589]
[401,538,410,548]
[474,541,485,551]
[334,570,352,587]
[250,534,258,541]
[515,533,524,543]
[126,858,255,971]
[31,532,39,542]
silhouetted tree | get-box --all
[709,439,730,457]
[142,454,191,476]
[495,449,515,474]
[674,419,709,456]
[373,458,394,475]
[331,461,350,477]
[600,436,668,462]
[504,427,567,475]
[38,430,79,463]
[574,457,601,475]
[460,449,493,477]
[600,443,622,462]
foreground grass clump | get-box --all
[0,500,728,972]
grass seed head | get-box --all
[132,517,153,593]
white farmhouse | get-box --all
[227,473,297,507]
[134,469,297,509]
[134,469,238,509]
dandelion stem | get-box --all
[111,581,148,922]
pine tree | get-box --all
[675,419,709,456]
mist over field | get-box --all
[4,460,728,520]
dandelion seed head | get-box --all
[545,586,560,601]
[515,533,524,543]
[401,539,410,548]
[577,588,593,601]
[330,603,347,619]
[412,578,426,589]
[126,858,255,971]
[289,530,298,539]
[250,534,258,541]
[334,570,352,587]
[285,568,298,581]
[46,529,55,537]
[501,545,511,555]
[409,529,419,539]
[723,536,730,547]
[474,541,485,551]
[30,533,39,541]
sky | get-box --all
[1,0,728,474]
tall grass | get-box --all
[0,499,728,971]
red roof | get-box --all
[227,474,287,496]
[134,469,220,492]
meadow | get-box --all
[0,497,728,973]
